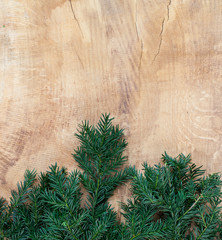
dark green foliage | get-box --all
[0,114,221,239]
[0,164,87,239]
[72,113,131,239]
[122,152,222,239]
[0,113,130,239]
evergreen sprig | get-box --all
[0,114,221,239]
[72,113,130,239]
[121,152,222,239]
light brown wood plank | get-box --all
[0,0,221,212]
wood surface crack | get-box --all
[152,18,165,64]
[152,0,172,64]
[138,40,143,78]
[135,0,143,78]
[167,0,172,20]
[69,0,84,38]
[135,0,140,40]
[135,22,140,41]
[77,54,84,69]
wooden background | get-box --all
[0,0,221,212]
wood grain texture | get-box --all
[0,0,221,212]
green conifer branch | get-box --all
[0,114,221,239]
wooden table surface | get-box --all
[0,0,221,212]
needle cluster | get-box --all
[0,114,221,239]
[122,153,222,239]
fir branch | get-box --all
[0,114,221,239]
